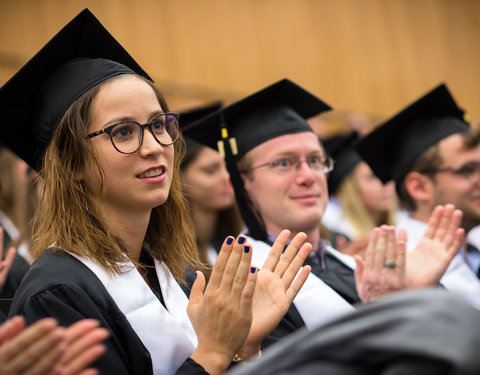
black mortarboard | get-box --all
[183,79,332,241]
[0,8,151,171]
[322,132,362,194]
[179,102,222,150]
[356,83,469,189]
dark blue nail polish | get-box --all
[226,237,233,245]
[250,267,256,273]
[244,245,250,253]
[238,236,246,244]
[194,272,197,280]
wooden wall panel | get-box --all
[1,0,479,125]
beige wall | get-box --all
[1,0,479,127]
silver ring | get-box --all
[384,261,396,269]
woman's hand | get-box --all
[407,204,464,287]
[188,235,257,375]
[354,225,408,302]
[0,316,108,375]
[240,230,312,359]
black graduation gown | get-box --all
[9,251,207,375]
[306,251,360,304]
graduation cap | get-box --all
[322,132,362,194]
[183,78,332,241]
[355,83,469,189]
[0,8,151,171]
[179,102,222,150]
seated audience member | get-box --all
[321,131,398,259]
[183,79,464,345]
[180,103,243,271]
[0,148,29,299]
[3,9,310,375]
[357,83,480,309]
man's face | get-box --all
[430,133,480,231]
[241,132,329,236]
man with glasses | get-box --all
[183,79,462,345]
[357,83,480,308]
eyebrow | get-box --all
[270,150,325,158]
[102,110,164,128]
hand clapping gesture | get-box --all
[0,316,108,375]
[241,230,312,358]
[407,204,464,287]
[354,225,408,302]
[188,235,256,375]
[188,231,312,374]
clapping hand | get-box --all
[188,235,257,375]
[239,230,312,358]
[407,204,464,287]
[354,225,408,302]
[0,316,108,375]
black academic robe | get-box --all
[9,251,207,375]
[305,251,360,304]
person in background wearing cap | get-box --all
[2,9,312,375]
[357,83,480,310]
[321,131,398,260]
[183,78,463,345]
[180,103,244,277]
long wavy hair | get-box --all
[31,74,200,282]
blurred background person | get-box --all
[0,146,29,300]
[321,131,398,259]
[180,103,244,282]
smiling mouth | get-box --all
[292,194,318,200]
[137,167,165,178]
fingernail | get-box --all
[194,272,197,280]
[244,245,250,253]
[226,237,233,245]
[238,236,246,244]
[250,267,256,273]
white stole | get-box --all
[71,254,197,375]
[245,236,355,329]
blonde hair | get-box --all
[337,172,397,236]
[32,74,200,282]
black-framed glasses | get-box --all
[240,155,334,175]
[87,112,180,154]
[422,161,480,184]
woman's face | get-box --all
[182,147,234,212]
[353,161,395,214]
[81,75,174,215]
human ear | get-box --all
[404,171,435,204]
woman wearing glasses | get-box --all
[4,9,311,375]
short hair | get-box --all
[398,128,480,212]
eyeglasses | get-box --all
[87,112,180,154]
[241,155,334,175]
[422,161,480,184]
